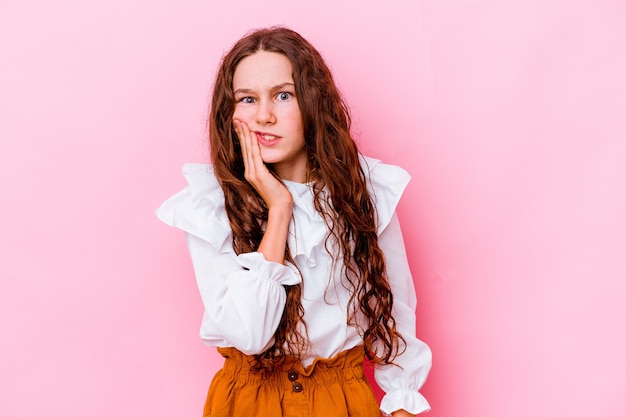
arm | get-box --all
[176,120,298,354]
[185,233,300,354]
[375,212,432,415]
[234,119,293,264]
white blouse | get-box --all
[156,156,431,415]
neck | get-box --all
[269,159,308,183]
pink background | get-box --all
[2,1,625,416]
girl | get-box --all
[157,27,431,417]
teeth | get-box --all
[262,134,277,140]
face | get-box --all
[232,50,307,182]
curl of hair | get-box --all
[209,27,405,373]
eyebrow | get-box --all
[233,82,295,95]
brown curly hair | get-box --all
[208,27,405,372]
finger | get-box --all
[234,119,246,155]
[234,119,252,174]
[242,122,260,161]
[239,121,263,171]
[235,120,262,183]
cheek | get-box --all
[232,106,252,122]
[284,107,304,131]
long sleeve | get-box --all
[185,234,300,354]
[156,159,432,412]
[375,212,432,415]
[155,163,301,354]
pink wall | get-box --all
[2,1,625,416]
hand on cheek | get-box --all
[233,119,292,210]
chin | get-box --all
[259,151,282,164]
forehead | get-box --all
[232,51,294,89]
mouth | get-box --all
[254,131,282,146]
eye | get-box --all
[238,96,255,104]
[277,92,292,101]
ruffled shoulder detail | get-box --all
[156,163,233,254]
[156,157,410,261]
[282,156,410,265]
[360,155,411,233]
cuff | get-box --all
[380,390,431,415]
[235,252,302,286]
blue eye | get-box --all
[238,97,255,104]
[277,92,292,101]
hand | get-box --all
[234,119,293,211]
[234,119,292,264]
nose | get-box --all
[255,100,276,125]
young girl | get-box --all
[157,27,431,417]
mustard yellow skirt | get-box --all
[203,346,381,417]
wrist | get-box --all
[391,410,416,417]
[267,200,293,220]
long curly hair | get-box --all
[208,27,405,372]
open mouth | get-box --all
[255,131,282,145]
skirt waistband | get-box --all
[217,346,366,390]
